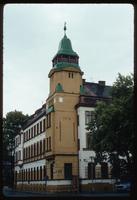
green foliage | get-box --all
[3,110,29,158]
[87,73,134,179]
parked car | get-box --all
[115,181,131,192]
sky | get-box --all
[3,4,134,117]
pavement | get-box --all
[2,187,131,197]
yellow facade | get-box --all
[45,66,83,179]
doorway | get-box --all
[64,163,72,179]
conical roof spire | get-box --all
[64,22,67,35]
[52,24,79,69]
[56,23,78,56]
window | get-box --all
[24,148,26,160]
[30,168,33,181]
[26,148,28,159]
[19,150,21,160]
[33,168,35,181]
[27,147,29,159]
[31,127,33,138]
[34,143,37,156]
[22,170,24,181]
[37,123,39,135]
[19,135,21,144]
[49,137,51,151]
[31,145,33,158]
[43,119,46,132]
[37,142,39,155]
[101,162,108,179]
[40,166,42,180]
[88,163,95,179]
[85,111,95,125]
[25,132,26,141]
[86,132,92,149]
[29,129,31,139]
[68,72,74,78]
[40,140,42,154]
[26,131,28,141]
[28,168,30,181]
[23,133,25,142]
[59,97,63,102]
[47,138,48,151]
[26,169,27,181]
[34,125,36,136]
[47,113,51,128]
[34,143,36,156]
[43,139,45,153]
[29,146,31,158]
[37,167,39,180]
[15,152,16,162]
[40,121,42,133]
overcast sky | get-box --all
[3,4,133,117]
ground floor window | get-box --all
[101,162,108,179]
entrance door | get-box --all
[64,163,72,179]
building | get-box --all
[14,105,46,191]
[76,81,112,180]
[14,25,114,192]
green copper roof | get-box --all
[55,62,80,68]
[46,105,54,114]
[52,23,80,69]
[56,83,63,92]
[57,34,78,57]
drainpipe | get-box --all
[76,114,80,193]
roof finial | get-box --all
[64,22,67,35]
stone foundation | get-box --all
[15,179,115,193]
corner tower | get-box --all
[45,24,83,180]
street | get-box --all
[2,187,131,198]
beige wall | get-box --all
[49,67,83,95]
[45,156,78,179]
[45,66,83,180]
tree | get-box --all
[3,110,29,155]
[87,73,134,180]
[3,110,29,186]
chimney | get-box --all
[98,81,105,86]
[82,79,86,84]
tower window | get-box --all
[68,72,74,78]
